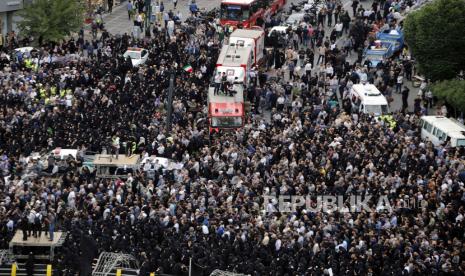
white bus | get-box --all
[419,116,465,147]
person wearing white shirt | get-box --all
[136,13,143,30]
[163,12,170,27]
[363,9,373,18]
[312,243,320,254]
[201,224,209,234]
[7,219,14,232]
[330,42,337,50]
[275,239,282,251]
[419,80,427,93]
[175,11,182,22]
[167,20,175,37]
[68,190,76,209]
[157,144,165,155]
[304,61,313,78]
[28,209,36,225]
[329,76,339,95]
[425,89,433,108]
[359,69,368,84]
[65,94,73,107]
[277,95,285,112]
[325,64,334,78]
[335,22,343,37]
[143,161,151,172]
[396,75,403,93]
[335,240,348,252]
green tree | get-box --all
[403,0,465,81]
[18,0,85,43]
[431,79,465,115]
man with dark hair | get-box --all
[402,85,410,112]
[47,210,56,241]
[108,0,113,13]
[20,215,28,241]
[34,209,42,238]
[26,253,34,276]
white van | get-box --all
[229,28,265,66]
[350,84,389,116]
[419,116,465,147]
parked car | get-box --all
[376,29,404,52]
[363,41,395,67]
[123,47,149,67]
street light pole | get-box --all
[157,0,161,24]
[165,69,175,133]
[144,0,152,32]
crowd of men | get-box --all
[0,0,464,275]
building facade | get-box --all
[0,0,24,41]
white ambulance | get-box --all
[216,45,254,85]
[350,84,389,116]
[228,28,265,66]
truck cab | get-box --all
[207,82,245,132]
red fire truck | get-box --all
[208,81,245,132]
[220,0,286,28]
[208,45,254,133]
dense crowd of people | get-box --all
[0,0,464,275]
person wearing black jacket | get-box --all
[20,216,28,241]
[26,253,34,276]
[402,86,410,112]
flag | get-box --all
[183,64,193,72]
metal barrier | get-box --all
[10,263,16,276]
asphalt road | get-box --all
[100,0,219,35]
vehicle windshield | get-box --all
[125,51,141,59]
[221,4,249,21]
[365,104,389,115]
[457,139,465,147]
[211,116,243,128]
[383,39,400,47]
[366,54,383,60]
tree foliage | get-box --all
[431,80,465,114]
[403,0,465,82]
[18,0,84,43]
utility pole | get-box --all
[158,0,161,24]
[144,0,152,31]
[165,69,175,133]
